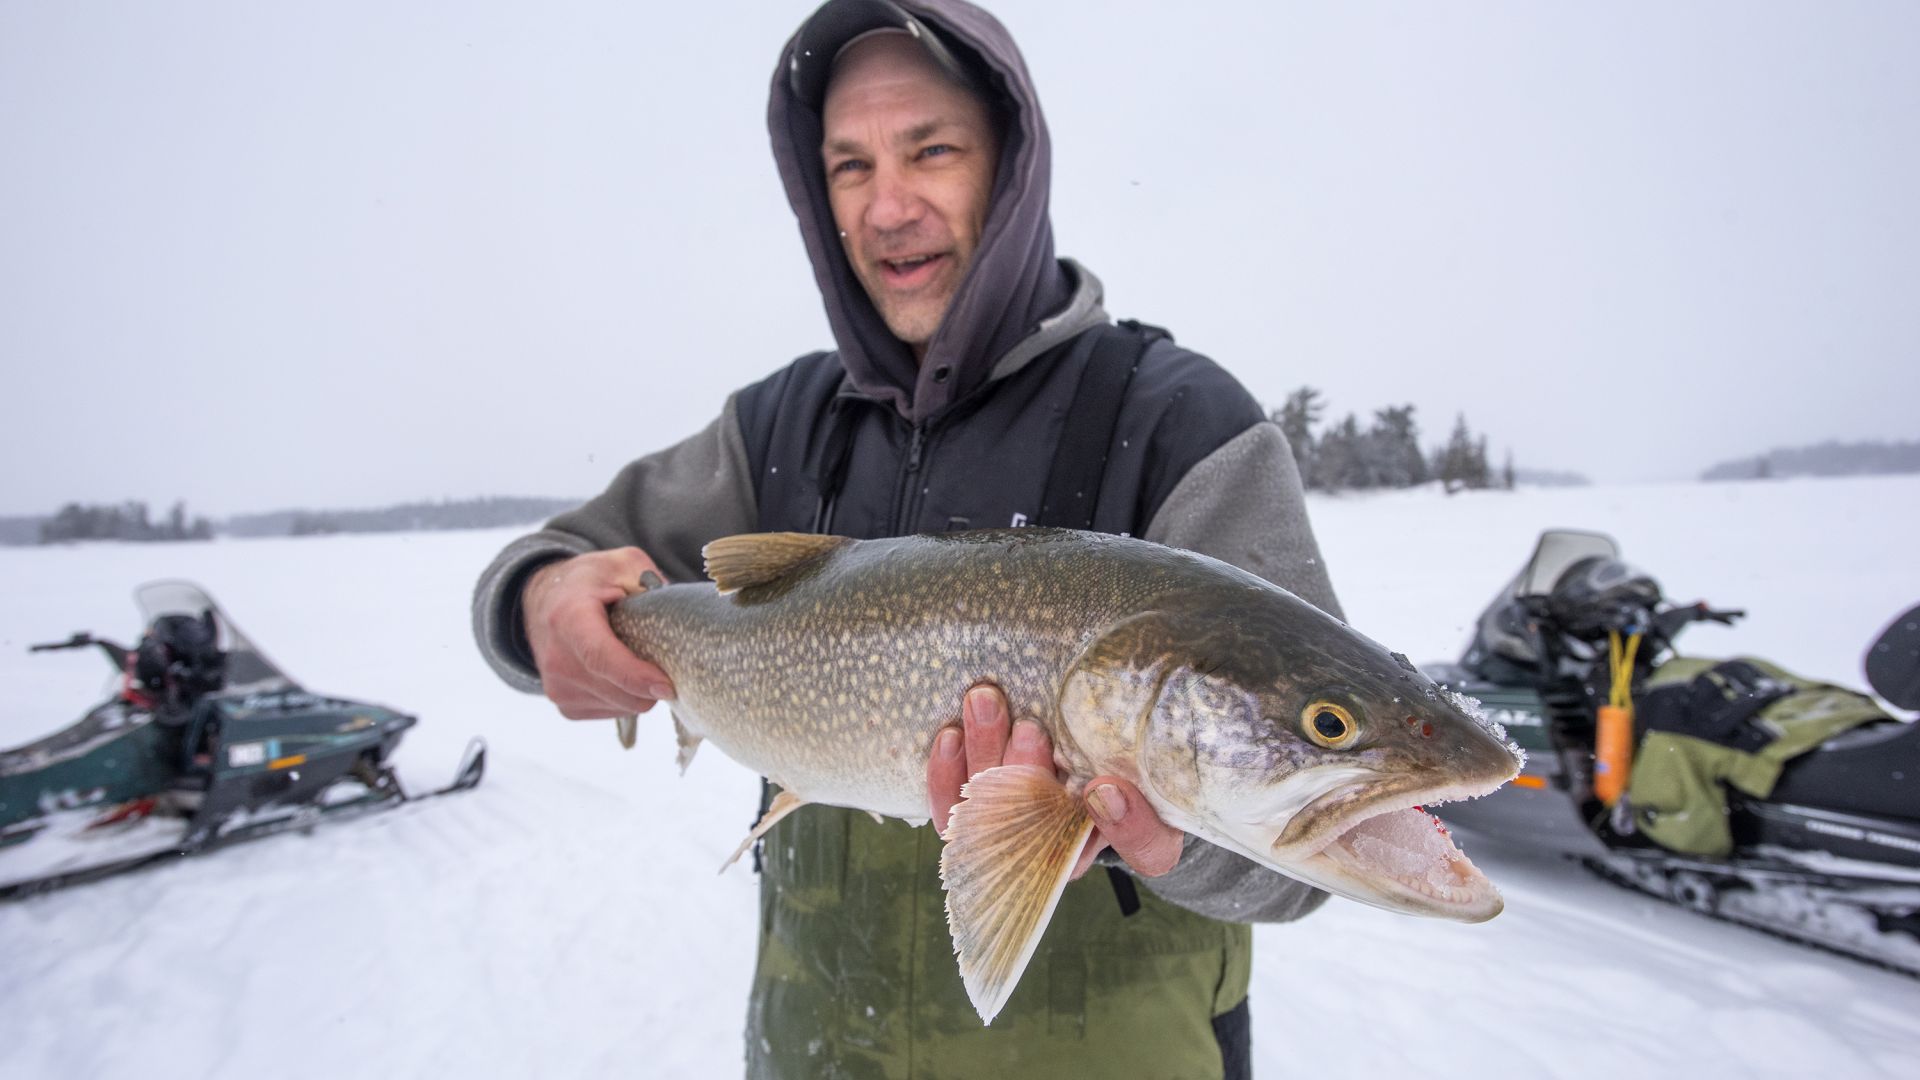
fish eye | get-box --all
[1301,701,1359,750]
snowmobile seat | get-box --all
[1768,716,1920,821]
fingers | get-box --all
[935,690,1180,881]
[1083,775,1183,878]
[524,548,655,613]
[598,547,668,600]
[932,684,1053,831]
[524,548,677,721]
[1004,718,1053,771]
[541,613,669,718]
[580,637,675,702]
[961,685,1010,777]
[927,726,965,830]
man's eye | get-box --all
[920,144,955,159]
[830,159,868,176]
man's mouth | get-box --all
[878,251,949,287]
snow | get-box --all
[3,476,1919,1078]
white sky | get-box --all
[3,0,1916,516]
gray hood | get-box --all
[768,0,1079,422]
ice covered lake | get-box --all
[3,476,1918,1078]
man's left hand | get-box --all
[927,684,1184,880]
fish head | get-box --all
[1067,590,1522,923]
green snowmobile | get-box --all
[1426,530,1920,977]
[0,581,484,897]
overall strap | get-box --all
[807,394,862,535]
[1036,320,1165,533]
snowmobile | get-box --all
[1426,530,1920,977]
[0,581,485,897]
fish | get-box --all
[607,528,1522,1023]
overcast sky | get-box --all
[3,1,1915,517]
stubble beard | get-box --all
[874,292,943,351]
[859,256,965,355]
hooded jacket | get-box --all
[768,0,1074,424]
[472,2,1343,1074]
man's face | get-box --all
[821,33,998,358]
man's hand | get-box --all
[927,684,1183,880]
[522,548,676,720]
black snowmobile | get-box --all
[0,581,485,897]
[1427,530,1920,976]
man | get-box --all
[472,2,1344,1076]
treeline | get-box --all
[1702,439,1920,481]
[1272,388,1512,494]
[226,496,580,538]
[2,495,583,546]
[0,516,42,546]
[39,501,214,544]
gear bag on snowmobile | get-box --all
[1628,656,1892,856]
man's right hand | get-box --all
[522,548,676,720]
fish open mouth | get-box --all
[1260,770,1512,922]
[1304,803,1503,921]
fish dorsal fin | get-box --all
[939,764,1096,1025]
[702,533,853,595]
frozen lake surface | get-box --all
[3,476,1918,1078]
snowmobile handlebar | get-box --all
[29,632,132,670]
[29,632,97,652]
[1653,602,1746,637]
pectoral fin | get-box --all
[671,712,702,774]
[614,714,638,750]
[938,764,1096,1025]
[721,789,808,872]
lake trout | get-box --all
[608,528,1521,1023]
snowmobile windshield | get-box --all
[1516,531,1619,598]
[1459,530,1621,675]
[134,581,298,694]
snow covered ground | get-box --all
[3,476,1918,1079]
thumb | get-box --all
[1084,778,1183,878]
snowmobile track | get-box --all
[1579,855,1920,982]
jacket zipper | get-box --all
[892,422,929,533]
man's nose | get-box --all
[865,163,924,232]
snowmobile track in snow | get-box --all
[1580,854,1920,982]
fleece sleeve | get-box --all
[1126,419,1343,923]
[469,394,758,694]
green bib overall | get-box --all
[747,804,1251,1079]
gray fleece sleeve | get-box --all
[470,394,758,693]
[1146,421,1343,621]
[1128,419,1342,923]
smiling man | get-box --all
[472,2,1344,1076]
[821,31,997,355]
